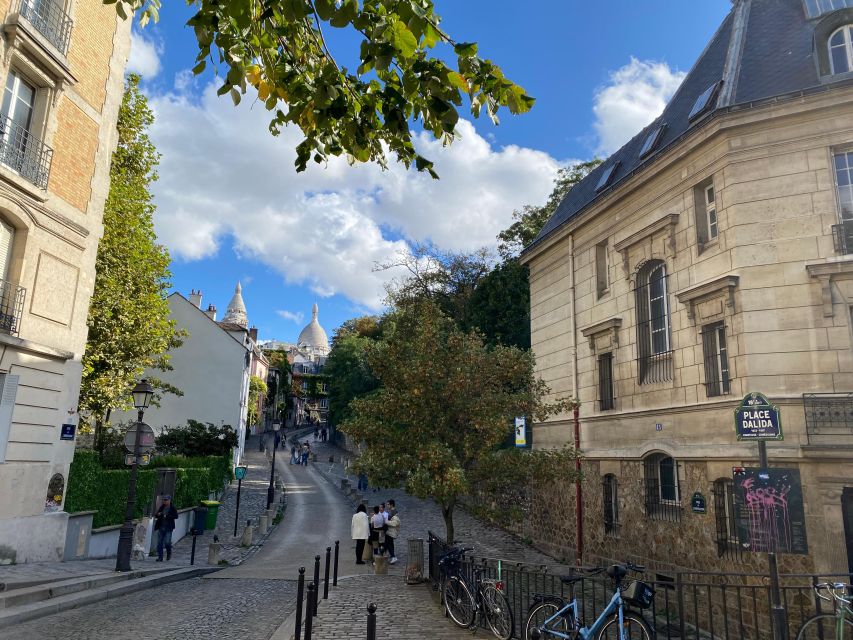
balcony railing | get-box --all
[19,0,73,56]
[0,279,25,336]
[803,393,853,442]
[0,117,53,190]
[832,220,853,255]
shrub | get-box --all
[155,419,238,457]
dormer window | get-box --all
[829,25,853,74]
[804,0,853,20]
[688,81,721,121]
[639,124,666,158]
[595,162,619,192]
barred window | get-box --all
[702,322,730,397]
[598,352,614,411]
[635,260,672,383]
[644,453,682,522]
[603,474,619,536]
[713,478,743,560]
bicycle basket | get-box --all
[622,580,655,608]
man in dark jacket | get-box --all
[154,495,178,561]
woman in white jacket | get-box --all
[351,504,370,564]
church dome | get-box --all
[222,282,248,328]
[298,303,329,352]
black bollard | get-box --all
[366,603,377,640]
[333,540,339,586]
[294,567,305,640]
[323,546,331,599]
[190,530,197,565]
[312,555,321,616]
[304,583,315,640]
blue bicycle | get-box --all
[523,562,655,640]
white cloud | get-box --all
[593,58,686,156]
[276,310,305,325]
[127,30,162,78]
[148,80,560,309]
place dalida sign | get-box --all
[734,392,783,441]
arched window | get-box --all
[635,260,672,383]
[643,453,681,521]
[602,474,619,536]
[712,478,743,560]
[829,25,853,74]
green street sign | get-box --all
[734,392,783,441]
[235,465,248,480]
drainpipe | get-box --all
[568,233,583,566]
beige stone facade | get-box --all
[523,84,853,576]
[0,0,130,562]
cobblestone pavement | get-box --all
[0,576,297,640]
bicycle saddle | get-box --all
[606,564,628,580]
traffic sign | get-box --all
[124,453,151,466]
[235,465,248,481]
[124,422,155,453]
[734,392,782,441]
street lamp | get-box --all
[115,379,154,572]
[266,423,278,509]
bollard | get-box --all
[190,530,198,565]
[240,521,254,547]
[207,541,221,565]
[258,514,268,536]
[323,546,331,599]
[312,555,321,616]
[333,540,339,586]
[304,583,315,640]
[294,567,305,640]
[366,603,377,640]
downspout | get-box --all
[568,233,583,566]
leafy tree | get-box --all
[155,419,238,457]
[79,74,183,446]
[112,0,532,176]
[247,375,269,427]
[467,259,531,349]
[342,299,576,543]
[498,159,602,258]
[325,321,382,426]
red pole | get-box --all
[573,404,583,566]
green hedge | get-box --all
[66,450,231,529]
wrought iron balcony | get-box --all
[0,279,25,336]
[0,117,53,190]
[832,220,853,255]
[19,0,73,56]
[803,393,853,443]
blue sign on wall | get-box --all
[60,423,76,441]
[734,392,782,441]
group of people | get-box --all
[351,499,400,565]
[314,426,328,442]
[289,441,312,465]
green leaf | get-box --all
[192,60,206,75]
[447,72,468,93]
[453,42,478,57]
[390,21,418,58]
[315,0,335,20]
[230,87,241,105]
[422,23,440,48]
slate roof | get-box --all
[526,0,853,253]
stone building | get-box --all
[0,1,130,562]
[521,0,853,578]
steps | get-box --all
[0,565,219,628]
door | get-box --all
[844,488,853,576]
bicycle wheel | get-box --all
[796,614,853,639]
[524,601,571,639]
[444,576,476,628]
[596,611,654,640]
[481,584,514,640]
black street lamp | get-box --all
[115,379,154,572]
[266,426,277,509]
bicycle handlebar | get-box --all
[626,562,646,573]
[813,582,851,604]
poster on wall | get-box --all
[733,467,808,554]
[514,417,527,447]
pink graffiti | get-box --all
[741,477,793,552]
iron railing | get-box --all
[803,393,853,441]
[635,269,673,384]
[19,0,73,56]
[832,221,853,255]
[0,117,53,189]
[427,532,852,640]
[0,279,25,336]
[643,456,682,522]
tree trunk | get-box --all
[442,503,455,545]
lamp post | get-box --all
[115,379,154,572]
[266,424,278,509]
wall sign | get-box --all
[514,417,527,447]
[691,491,707,514]
[734,392,782,441]
[733,467,808,554]
[60,423,76,441]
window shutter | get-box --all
[0,373,20,462]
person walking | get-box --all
[386,499,400,564]
[153,495,178,561]
[357,472,369,492]
[370,505,385,556]
[301,441,310,466]
[289,444,298,464]
[351,504,370,565]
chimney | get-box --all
[188,289,202,308]
[205,304,217,321]
[249,326,258,343]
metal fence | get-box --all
[0,117,53,190]
[427,531,851,639]
[19,0,73,55]
[0,278,24,336]
[803,393,853,441]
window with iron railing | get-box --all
[603,474,619,537]
[803,392,853,441]
[644,453,682,522]
[0,72,52,190]
[702,322,730,397]
[19,0,73,56]
[635,260,673,384]
[713,478,744,561]
[834,151,853,255]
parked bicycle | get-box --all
[523,562,655,640]
[438,545,514,640]
[796,582,852,639]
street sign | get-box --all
[514,417,527,447]
[691,491,707,514]
[124,453,151,466]
[733,467,808,554]
[734,392,782,441]
[235,465,248,481]
[60,423,76,441]
[124,422,155,453]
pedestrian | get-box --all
[153,495,178,562]
[290,444,298,464]
[321,427,327,442]
[314,426,319,441]
[357,472,368,492]
[386,499,400,564]
[301,441,310,466]
[274,431,281,450]
[351,504,370,565]
[370,505,386,556]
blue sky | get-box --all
[128,1,731,343]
